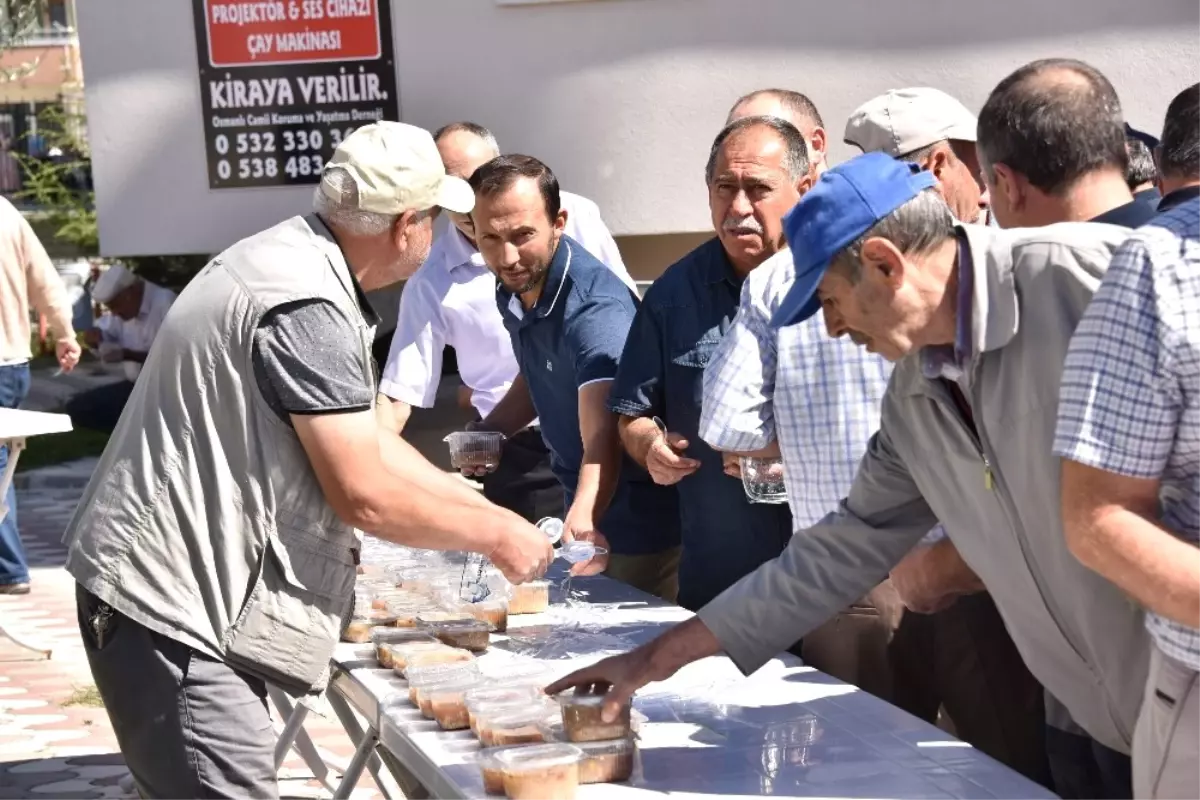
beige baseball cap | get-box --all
[844,88,978,157]
[320,121,475,215]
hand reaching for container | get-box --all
[487,515,554,584]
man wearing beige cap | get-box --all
[845,87,990,224]
[62,121,553,799]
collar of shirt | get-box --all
[440,223,488,273]
[921,229,974,380]
[699,240,745,289]
[502,237,574,325]
[1090,198,1160,228]
[136,282,156,320]
[1158,184,1200,213]
[305,214,381,327]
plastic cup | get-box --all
[739,456,787,504]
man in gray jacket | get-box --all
[63,122,553,799]
[548,152,1148,799]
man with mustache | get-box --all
[606,115,803,613]
[551,153,1144,798]
[466,155,682,599]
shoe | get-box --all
[0,582,30,595]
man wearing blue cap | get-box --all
[549,151,1146,799]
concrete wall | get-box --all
[79,0,1199,266]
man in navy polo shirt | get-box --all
[465,154,682,600]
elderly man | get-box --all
[550,153,1147,800]
[62,123,552,799]
[820,86,1048,783]
[0,196,80,595]
[607,115,803,612]
[66,266,179,432]
[978,58,1157,231]
[380,121,632,522]
[467,154,681,599]
[1055,186,1198,799]
[727,88,829,172]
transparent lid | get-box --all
[476,744,536,769]
[388,640,449,657]
[556,686,624,708]
[428,618,492,635]
[443,430,506,445]
[466,685,541,710]
[406,660,479,688]
[371,628,436,645]
[404,648,475,673]
[416,610,476,627]
[495,742,584,772]
[426,676,484,701]
[483,705,558,731]
[575,737,635,756]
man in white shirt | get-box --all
[70,265,177,430]
[379,122,633,521]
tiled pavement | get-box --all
[0,460,383,799]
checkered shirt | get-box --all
[1054,198,1200,670]
[699,250,895,528]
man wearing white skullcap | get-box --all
[86,265,176,371]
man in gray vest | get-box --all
[61,122,553,799]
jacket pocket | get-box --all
[223,528,355,693]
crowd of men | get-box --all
[0,50,1186,800]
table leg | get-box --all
[268,685,333,787]
[326,687,418,800]
[0,438,52,661]
[333,727,378,800]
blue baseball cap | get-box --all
[771,151,937,329]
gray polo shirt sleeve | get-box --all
[696,412,938,675]
[252,299,375,424]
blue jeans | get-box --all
[0,362,31,584]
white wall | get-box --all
[79,0,1200,256]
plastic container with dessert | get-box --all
[444,430,505,471]
[556,686,633,743]
[463,594,509,633]
[508,580,551,615]
[539,720,636,784]
[371,628,436,668]
[475,745,529,796]
[406,661,481,705]
[466,685,544,734]
[426,676,486,730]
[426,618,492,652]
[478,706,557,748]
[342,611,400,643]
[494,743,584,799]
[388,641,460,674]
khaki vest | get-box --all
[63,215,374,694]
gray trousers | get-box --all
[1133,647,1199,800]
[76,584,278,799]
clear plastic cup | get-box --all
[739,456,787,504]
[476,745,530,795]
[509,580,551,615]
[495,743,584,799]
[557,687,633,743]
[444,431,506,471]
[557,540,607,564]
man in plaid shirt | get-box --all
[1054,193,1199,800]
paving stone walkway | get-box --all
[0,459,383,799]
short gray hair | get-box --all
[829,188,955,283]
[313,167,429,236]
[705,115,809,184]
[433,121,501,156]
[896,141,942,165]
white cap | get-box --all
[92,264,138,304]
[320,121,475,215]
[844,88,978,157]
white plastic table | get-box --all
[331,566,1058,799]
[0,407,73,659]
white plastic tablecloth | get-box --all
[331,566,1057,799]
